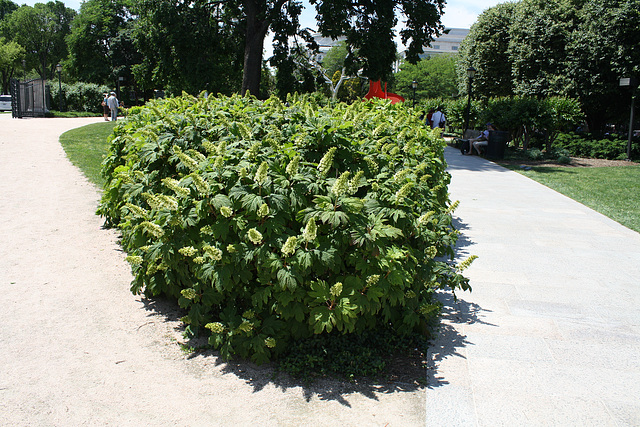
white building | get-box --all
[310,32,346,63]
[420,28,469,57]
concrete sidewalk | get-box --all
[426,147,640,425]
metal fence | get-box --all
[10,78,50,118]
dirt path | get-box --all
[0,115,425,426]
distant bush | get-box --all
[50,82,111,113]
[553,132,639,160]
[526,148,544,160]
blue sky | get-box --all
[19,0,503,29]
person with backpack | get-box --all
[431,106,446,130]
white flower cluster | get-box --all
[205,322,225,334]
[365,157,378,172]
[238,321,253,333]
[330,282,343,297]
[286,155,300,176]
[247,142,261,159]
[393,169,410,183]
[203,245,223,261]
[124,203,148,219]
[213,156,224,169]
[366,274,380,286]
[281,236,298,257]
[173,145,199,171]
[395,182,414,203]
[418,211,435,226]
[125,255,143,265]
[162,178,190,198]
[220,206,233,218]
[178,246,198,257]
[189,173,209,195]
[257,203,270,218]
[202,139,217,155]
[425,246,438,259]
[254,161,269,185]
[181,288,197,300]
[139,221,164,238]
[317,147,337,176]
[302,218,317,243]
[348,171,364,195]
[331,171,351,197]
[248,228,263,245]
[142,193,179,211]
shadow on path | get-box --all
[139,295,425,407]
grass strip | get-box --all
[59,122,117,189]
[503,164,640,233]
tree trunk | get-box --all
[241,0,269,97]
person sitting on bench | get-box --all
[467,123,497,155]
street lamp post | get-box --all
[463,66,476,133]
[22,59,26,81]
[411,80,418,107]
[620,77,637,160]
[56,63,63,112]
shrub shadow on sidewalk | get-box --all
[423,215,494,389]
[139,295,426,406]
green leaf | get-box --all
[242,193,265,213]
[277,268,297,290]
[295,251,313,270]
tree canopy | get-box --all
[395,54,458,101]
[65,0,131,85]
[129,0,244,96]
[2,1,75,79]
[0,36,24,93]
[311,0,446,81]
[458,0,640,133]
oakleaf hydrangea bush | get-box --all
[98,93,473,364]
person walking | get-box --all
[101,93,110,121]
[107,92,119,122]
[431,106,446,130]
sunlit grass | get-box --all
[59,122,117,189]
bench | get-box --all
[457,129,510,160]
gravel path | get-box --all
[0,115,425,426]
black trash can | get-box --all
[485,130,510,159]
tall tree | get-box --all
[239,0,446,96]
[3,1,75,79]
[312,0,446,81]
[508,0,580,98]
[395,54,458,100]
[238,0,306,96]
[130,0,244,96]
[0,0,17,21]
[458,2,516,99]
[566,0,640,132]
[0,37,24,93]
[65,0,131,85]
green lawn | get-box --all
[503,165,640,233]
[59,121,117,189]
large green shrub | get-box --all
[98,93,472,364]
[50,82,111,112]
